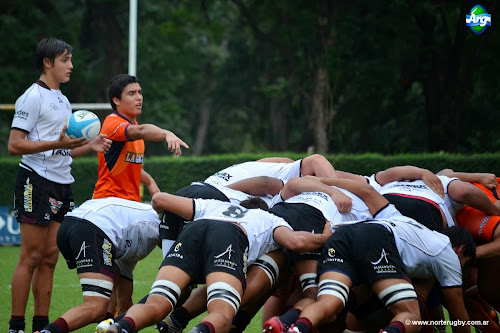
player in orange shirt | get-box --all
[93,74,189,202]
[439,170,500,333]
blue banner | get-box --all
[0,206,20,245]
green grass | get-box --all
[0,246,263,332]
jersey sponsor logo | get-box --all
[214,244,238,271]
[125,152,144,164]
[174,242,182,252]
[14,109,29,120]
[49,197,63,214]
[23,177,33,213]
[51,149,71,156]
[49,102,59,111]
[478,216,491,236]
[213,172,233,182]
[102,239,113,266]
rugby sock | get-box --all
[38,318,68,333]
[382,321,405,333]
[194,321,215,333]
[121,317,136,333]
[32,316,49,332]
[279,307,301,328]
[229,310,252,332]
[293,317,313,333]
[9,316,25,332]
[171,306,192,328]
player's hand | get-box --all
[322,221,333,238]
[59,124,87,149]
[330,188,352,213]
[165,132,189,155]
[477,173,498,189]
[422,171,444,198]
[89,134,112,154]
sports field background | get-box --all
[0,246,262,332]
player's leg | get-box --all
[109,265,191,333]
[189,272,244,333]
[41,272,114,332]
[32,220,61,317]
[10,222,52,332]
[287,271,352,333]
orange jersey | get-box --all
[93,112,145,202]
[456,177,500,243]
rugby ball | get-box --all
[66,110,101,140]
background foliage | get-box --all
[1,0,498,157]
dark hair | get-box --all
[240,197,269,211]
[441,226,476,265]
[36,38,72,74]
[107,74,140,111]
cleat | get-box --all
[96,318,114,333]
[155,314,184,333]
[263,316,289,333]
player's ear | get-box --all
[43,57,53,70]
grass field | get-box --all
[0,246,263,332]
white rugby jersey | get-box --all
[204,160,302,187]
[193,199,292,264]
[271,188,372,229]
[66,197,160,263]
[331,204,462,287]
[375,175,461,227]
[12,82,74,184]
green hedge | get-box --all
[1,153,499,206]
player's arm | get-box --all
[335,170,368,182]
[8,126,86,155]
[304,176,389,215]
[71,134,112,157]
[126,124,189,155]
[151,192,194,220]
[440,287,471,333]
[273,222,331,253]
[282,177,352,213]
[376,165,444,197]
[141,169,160,197]
[227,176,284,196]
[448,180,500,216]
[438,169,498,190]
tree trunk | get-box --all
[311,66,330,154]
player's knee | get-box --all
[207,282,242,315]
[148,280,182,317]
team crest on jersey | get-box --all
[174,242,182,252]
[167,242,184,259]
[49,197,63,214]
[125,152,144,164]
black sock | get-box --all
[279,308,301,328]
[171,307,191,328]
[33,316,49,332]
[39,323,62,333]
[230,311,252,332]
[195,322,215,333]
[9,317,25,332]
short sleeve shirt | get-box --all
[93,112,144,202]
[11,82,74,183]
